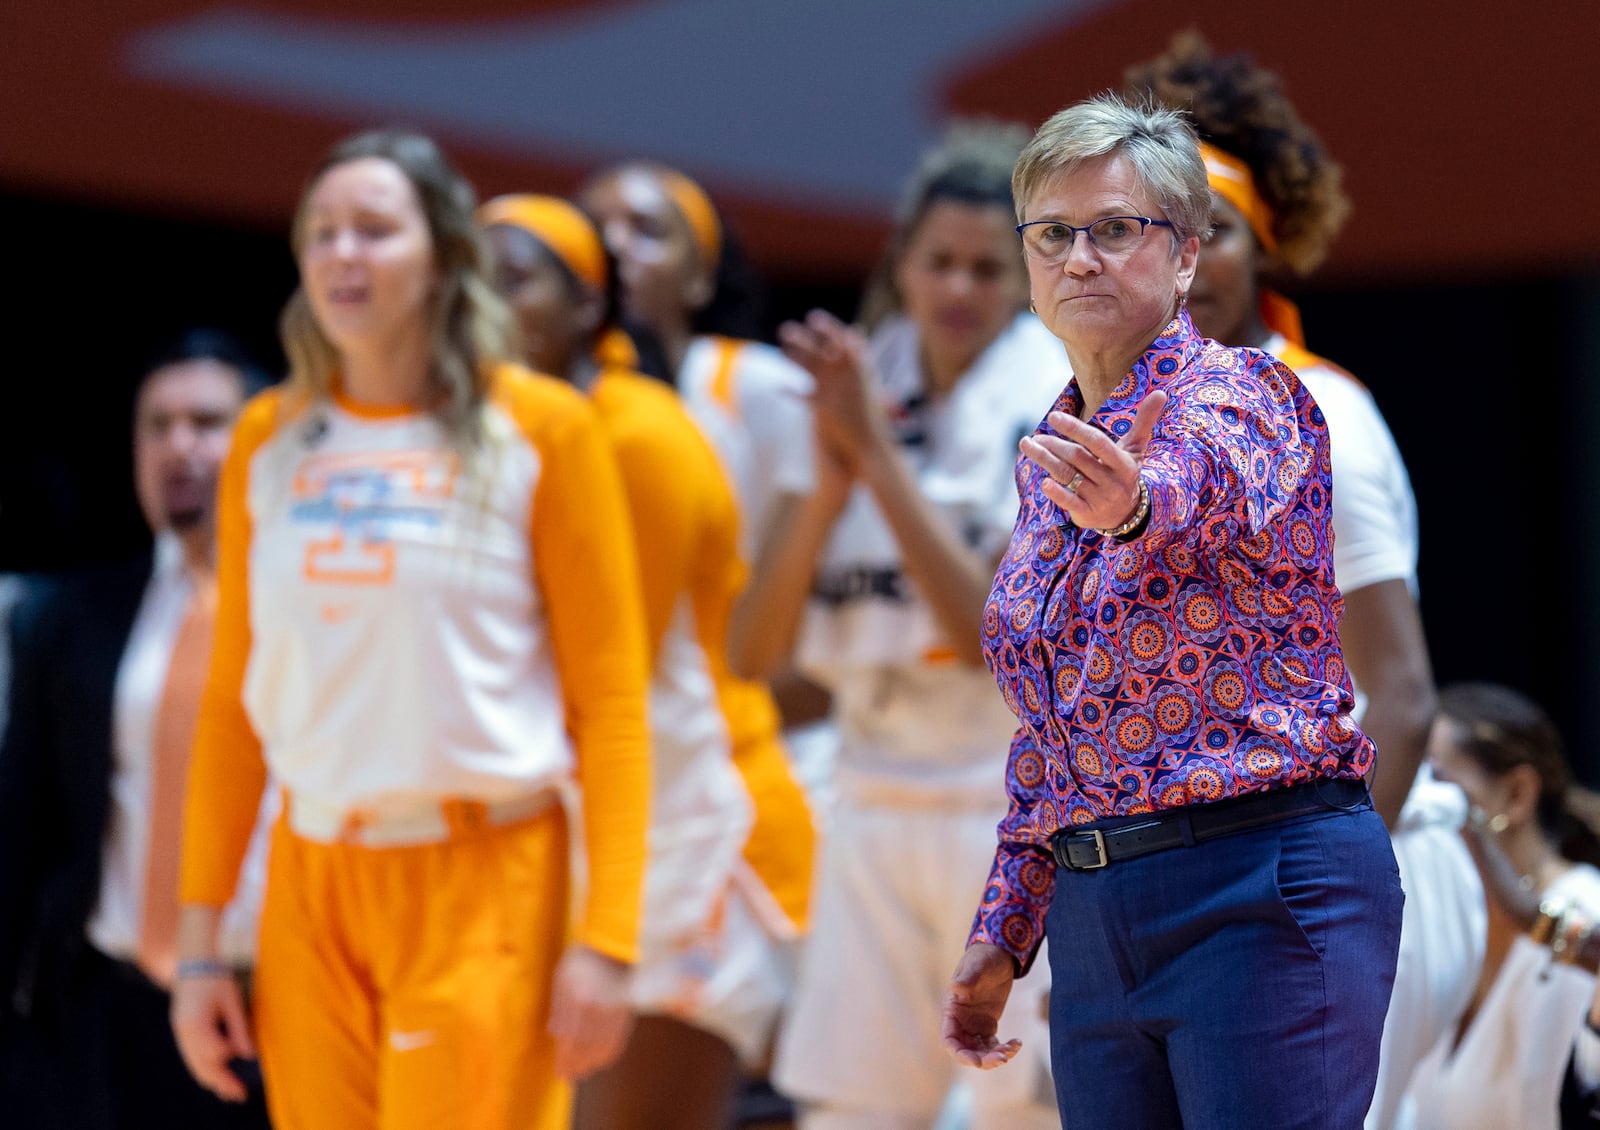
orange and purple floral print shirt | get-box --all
[968,311,1374,969]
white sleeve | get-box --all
[973,415,1037,560]
[737,344,816,500]
[974,317,1074,557]
[1300,370,1419,595]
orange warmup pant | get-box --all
[254,804,571,1130]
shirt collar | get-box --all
[1097,308,1203,417]
[1046,308,1203,432]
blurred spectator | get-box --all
[1404,683,1600,1129]
[1455,794,1600,1129]
[0,328,272,1129]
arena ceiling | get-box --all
[4,0,1596,283]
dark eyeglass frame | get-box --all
[1015,215,1175,257]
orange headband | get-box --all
[655,168,723,269]
[478,194,608,292]
[1258,290,1307,348]
[1199,141,1278,254]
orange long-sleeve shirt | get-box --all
[589,366,814,934]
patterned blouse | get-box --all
[968,310,1374,969]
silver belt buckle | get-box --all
[1076,828,1109,870]
[1085,828,1109,869]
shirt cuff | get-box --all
[967,843,1055,976]
[1137,466,1191,553]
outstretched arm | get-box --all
[527,393,652,1077]
[1021,390,1167,532]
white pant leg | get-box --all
[1366,803,1486,1128]
[777,797,1060,1126]
[783,721,839,823]
[630,876,792,1067]
[774,801,952,1117]
[799,1108,931,1130]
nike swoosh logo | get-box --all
[319,602,356,623]
[389,1029,436,1052]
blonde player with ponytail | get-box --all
[171,131,652,1130]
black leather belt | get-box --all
[1050,778,1368,871]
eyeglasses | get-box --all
[1016,216,1174,262]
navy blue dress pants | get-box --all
[1046,801,1403,1130]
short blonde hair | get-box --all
[280,129,515,444]
[1013,93,1211,244]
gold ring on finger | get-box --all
[1065,471,1085,494]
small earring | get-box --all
[1488,813,1511,834]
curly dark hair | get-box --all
[1123,30,1350,275]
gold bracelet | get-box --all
[1097,479,1150,539]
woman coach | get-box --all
[940,92,1403,1129]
